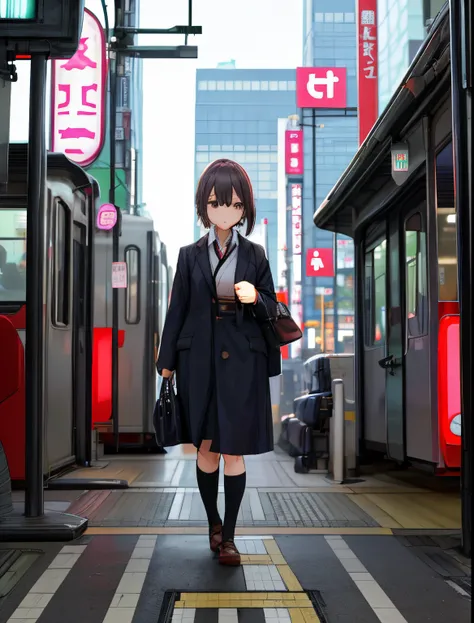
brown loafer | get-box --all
[219,540,241,566]
[209,523,223,552]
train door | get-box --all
[381,189,429,463]
[72,224,87,463]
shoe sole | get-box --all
[218,556,241,566]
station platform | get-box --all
[0,449,470,623]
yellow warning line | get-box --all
[84,526,393,536]
[176,592,313,609]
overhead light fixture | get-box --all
[447,214,456,223]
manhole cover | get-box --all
[0,549,41,599]
[157,590,329,622]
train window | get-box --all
[52,200,70,327]
[0,208,27,302]
[364,240,386,346]
[125,246,140,324]
[405,212,428,337]
[435,143,457,301]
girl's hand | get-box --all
[161,369,174,379]
[235,281,258,304]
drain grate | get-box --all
[157,590,329,622]
[0,549,41,599]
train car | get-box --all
[0,145,97,481]
[314,5,461,474]
[93,215,171,450]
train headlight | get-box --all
[449,414,461,437]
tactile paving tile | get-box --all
[258,492,380,527]
[243,565,287,591]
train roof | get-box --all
[313,2,450,237]
[8,144,100,195]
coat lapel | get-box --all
[235,233,251,285]
[196,234,216,296]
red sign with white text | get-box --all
[306,248,334,277]
[291,184,302,256]
[285,130,304,175]
[296,67,347,108]
[357,0,379,144]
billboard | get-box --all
[357,0,379,144]
[306,248,335,278]
[50,8,106,167]
[296,67,347,109]
[285,129,304,176]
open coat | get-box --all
[157,233,281,456]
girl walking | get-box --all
[157,159,280,566]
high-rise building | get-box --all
[301,1,358,357]
[194,68,297,278]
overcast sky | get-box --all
[8,0,303,267]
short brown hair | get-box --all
[195,159,256,235]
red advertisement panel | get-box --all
[306,248,335,277]
[285,130,304,175]
[296,67,347,108]
[356,0,379,144]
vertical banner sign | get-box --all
[51,9,107,166]
[291,184,303,358]
[285,130,304,175]
[356,0,378,144]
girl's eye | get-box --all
[235,203,243,210]
[209,201,218,208]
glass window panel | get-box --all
[436,142,457,301]
[225,81,233,90]
[125,247,140,324]
[278,81,287,90]
[207,81,216,90]
[373,241,386,345]
[196,153,209,162]
[52,200,69,327]
[251,81,260,90]
[198,81,207,90]
[234,81,243,90]
[216,81,225,90]
[261,81,269,90]
[0,208,26,302]
[335,12,344,22]
[243,81,251,90]
[288,80,296,90]
[345,12,355,22]
[269,81,278,90]
[315,13,324,22]
[325,13,334,21]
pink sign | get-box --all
[285,130,304,176]
[291,184,302,256]
[97,203,117,230]
[296,67,347,109]
[357,0,379,144]
[50,9,107,167]
[306,248,335,277]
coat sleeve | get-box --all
[156,247,189,373]
[252,245,278,322]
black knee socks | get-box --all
[222,472,246,543]
[196,464,221,526]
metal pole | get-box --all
[332,379,344,483]
[25,54,48,518]
[449,0,472,557]
[109,47,120,452]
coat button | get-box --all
[221,351,230,360]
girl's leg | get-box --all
[196,440,222,550]
[220,454,246,565]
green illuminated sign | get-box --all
[0,0,36,19]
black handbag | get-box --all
[258,297,303,349]
[153,378,185,447]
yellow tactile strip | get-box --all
[175,592,313,609]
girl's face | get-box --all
[207,187,244,231]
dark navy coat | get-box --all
[157,233,281,456]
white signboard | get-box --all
[112,262,127,289]
[50,9,106,166]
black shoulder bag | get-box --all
[258,296,303,350]
[153,377,185,447]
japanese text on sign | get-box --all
[51,9,106,167]
[296,67,347,108]
[357,0,378,144]
[112,262,127,289]
[285,130,304,176]
[291,184,302,256]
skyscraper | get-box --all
[194,68,297,277]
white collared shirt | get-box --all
[207,226,239,299]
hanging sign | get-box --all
[112,262,127,289]
[50,9,107,167]
[285,130,304,176]
[391,142,410,185]
[97,203,118,230]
